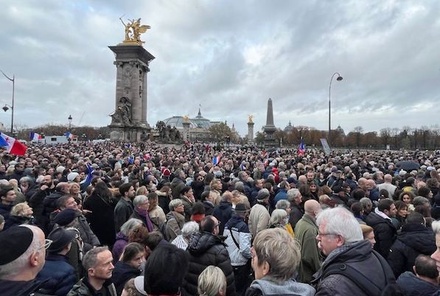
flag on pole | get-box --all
[212,153,222,165]
[64,132,74,139]
[298,138,306,156]
[0,132,27,156]
[29,132,43,141]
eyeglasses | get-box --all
[40,239,53,250]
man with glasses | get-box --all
[0,225,47,296]
[311,207,399,295]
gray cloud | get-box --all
[0,0,439,137]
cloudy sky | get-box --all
[1,0,439,137]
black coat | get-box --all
[365,211,397,258]
[387,223,436,277]
[83,192,116,247]
[111,261,141,296]
[182,232,236,296]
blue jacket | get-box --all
[224,215,252,266]
[36,253,76,295]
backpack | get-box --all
[321,250,403,296]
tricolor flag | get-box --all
[64,132,74,139]
[29,132,43,141]
[212,154,222,165]
[298,138,306,156]
[0,132,27,156]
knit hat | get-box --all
[67,172,79,182]
[53,209,77,226]
[47,227,76,254]
[0,226,33,265]
[256,188,270,201]
[234,203,248,213]
[134,276,147,295]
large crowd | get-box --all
[0,140,440,296]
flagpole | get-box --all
[0,70,15,135]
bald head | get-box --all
[384,174,393,183]
[304,199,321,217]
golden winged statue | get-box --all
[120,17,151,45]
[248,115,254,123]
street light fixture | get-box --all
[0,70,15,135]
[68,115,72,131]
[328,72,343,143]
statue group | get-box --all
[111,97,132,126]
[120,17,151,44]
[156,121,181,142]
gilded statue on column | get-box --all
[120,17,151,45]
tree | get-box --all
[208,122,232,143]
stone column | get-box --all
[247,121,254,142]
[182,121,190,142]
[263,98,277,147]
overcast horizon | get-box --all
[1,1,440,137]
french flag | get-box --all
[212,154,222,166]
[29,132,42,141]
[0,132,27,156]
[298,138,306,156]
[64,132,74,139]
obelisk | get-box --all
[247,115,254,143]
[263,98,277,147]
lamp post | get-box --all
[328,72,343,143]
[0,70,15,135]
[68,115,72,131]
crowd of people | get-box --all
[0,140,440,295]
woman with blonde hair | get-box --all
[198,265,227,296]
[360,224,376,248]
[246,228,315,295]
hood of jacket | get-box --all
[187,231,225,256]
[397,223,436,254]
[250,277,315,296]
[396,271,439,295]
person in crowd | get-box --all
[130,195,154,232]
[294,200,322,283]
[180,185,195,221]
[165,198,186,241]
[268,209,290,232]
[0,214,4,231]
[36,227,77,295]
[248,188,270,238]
[246,228,315,296]
[83,182,117,247]
[365,198,398,258]
[396,255,439,296]
[114,183,136,233]
[3,201,34,230]
[399,191,415,212]
[171,221,200,250]
[0,225,47,296]
[68,246,117,296]
[388,212,436,278]
[0,185,16,221]
[224,203,252,295]
[198,265,227,296]
[147,192,166,231]
[191,200,206,224]
[113,218,144,262]
[360,224,376,248]
[377,174,397,198]
[144,243,189,296]
[183,215,236,296]
[55,195,100,252]
[121,276,147,296]
[112,242,146,295]
[212,191,234,235]
[431,220,440,273]
[275,199,294,236]
[312,207,399,295]
[391,200,408,230]
[287,188,304,230]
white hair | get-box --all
[316,206,363,243]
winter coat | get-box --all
[149,205,166,230]
[248,203,270,238]
[289,203,304,229]
[67,277,117,296]
[112,232,128,263]
[396,271,439,296]
[74,214,100,252]
[28,187,53,231]
[0,279,43,296]
[165,211,185,241]
[182,231,236,296]
[111,261,142,296]
[365,211,397,258]
[245,278,315,296]
[294,214,322,283]
[213,201,233,235]
[3,214,32,230]
[180,195,193,222]
[312,240,395,296]
[224,215,252,266]
[387,223,437,277]
[113,198,133,233]
[0,203,13,220]
[83,192,116,247]
[36,253,76,295]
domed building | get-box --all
[284,121,294,133]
